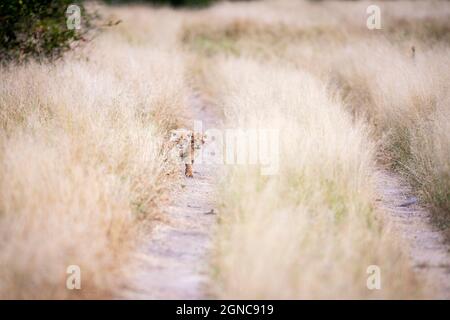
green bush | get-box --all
[0,0,95,63]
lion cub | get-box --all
[169,128,207,178]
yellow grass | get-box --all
[0,6,187,298]
[183,0,450,225]
[322,42,450,229]
[182,0,450,298]
[203,57,422,299]
[1,0,449,299]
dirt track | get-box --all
[123,93,220,299]
[376,171,450,299]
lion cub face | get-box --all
[169,129,207,178]
[169,129,192,157]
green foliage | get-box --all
[0,0,96,63]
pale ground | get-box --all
[122,93,221,299]
[376,171,450,299]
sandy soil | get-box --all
[376,170,450,299]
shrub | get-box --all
[0,0,96,63]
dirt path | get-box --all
[122,93,221,299]
[375,170,450,299]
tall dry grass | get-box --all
[2,0,448,300]
[203,57,423,299]
[0,6,187,298]
[200,0,450,230]
[181,0,450,298]
[320,43,450,232]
